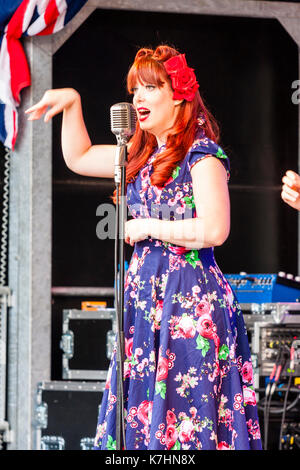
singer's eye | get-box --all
[145,85,156,91]
[131,87,138,94]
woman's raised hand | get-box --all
[25,88,79,122]
[281,170,300,211]
[25,87,115,178]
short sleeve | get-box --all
[186,137,230,182]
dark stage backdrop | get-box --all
[1,9,299,379]
[52,9,298,290]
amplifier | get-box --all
[254,323,300,377]
[60,308,116,380]
[34,381,105,450]
[225,272,300,304]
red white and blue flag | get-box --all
[0,0,87,150]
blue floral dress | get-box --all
[94,129,262,451]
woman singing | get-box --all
[25,45,262,450]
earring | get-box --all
[197,113,206,126]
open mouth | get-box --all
[137,108,150,122]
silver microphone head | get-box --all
[110,102,136,143]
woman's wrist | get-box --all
[61,88,81,113]
[147,218,161,239]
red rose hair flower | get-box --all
[164,54,199,102]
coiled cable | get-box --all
[0,147,10,287]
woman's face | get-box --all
[132,79,181,146]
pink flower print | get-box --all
[152,186,163,203]
[168,245,189,255]
[95,422,107,443]
[243,386,257,405]
[109,394,117,405]
[127,406,138,427]
[134,347,143,358]
[213,335,220,364]
[179,419,195,443]
[175,205,185,215]
[229,343,236,360]
[169,254,182,272]
[155,423,166,445]
[247,419,261,440]
[155,429,164,442]
[217,441,231,450]
[196,314,215,339]
[137,363,144,373]
[105,366,112,389]
[236,355,243,371]
[166,410,177,425]
[175,190,184,200]
[177,315,196,339]
[234,393,243,404]
[208,358,220,382]
[233,393,243,411]
[233,401,241,411]
[156,356,169,381]
[195,300,211,317]
[168,197,177,206]
[155,300,163,323]
[192,285,200,296]
[129,325,135,335]
[241,361,253,384]
[166,349,176,369]
[137,400,153,426]
[140,166,149,183]
[225,282,234,305]
[225,409,232,422]
[124,273,131,290]
[123,360,131,379]
[125,337,133,360]
[169,316,181,339]
[129,253,139,275]
[165,424,178,450]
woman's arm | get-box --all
[25,88,116,178]
[125,156,230,249]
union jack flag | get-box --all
[0,0,88,150]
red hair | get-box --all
[114,45,220,201]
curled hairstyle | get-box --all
[118,45,220,197]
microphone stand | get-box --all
[114,139,128,450]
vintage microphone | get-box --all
[110,103,136,450]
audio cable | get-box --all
[279,374,293,450]
[264,346,282,449]
[263,344,290,449]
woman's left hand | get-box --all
[125,218,152,246]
